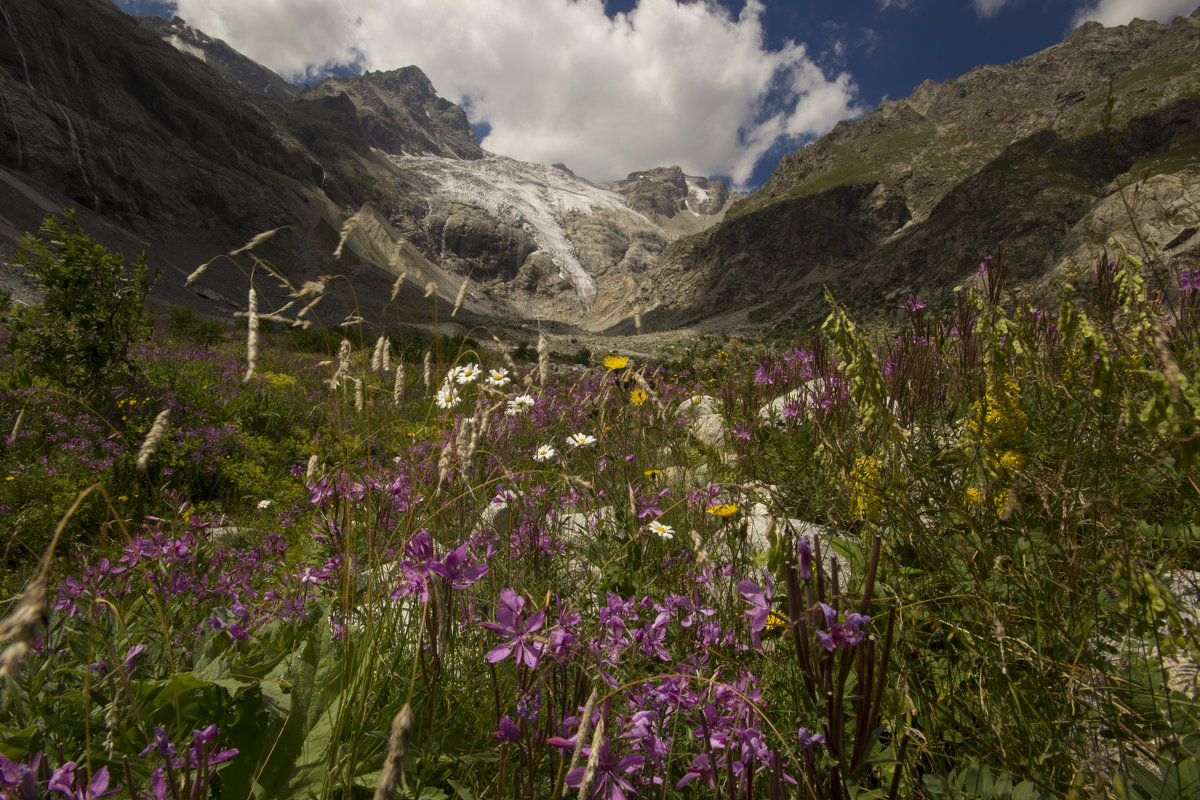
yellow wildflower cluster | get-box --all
[849,455,884,522]
[966,379,1027,453]
[963,379,1028,518]
[630,388,647,406]
[260,370,297,389]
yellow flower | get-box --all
[965,487,985,506]
[603,355,630,370]
[992,489,1014,519]
[630,388,647,406]
[849,455,884,522]
[4,476,13,481]
[706,503,739,517]
[764,609,789,636]
[998,450,1025,471]
[644,469,662,478]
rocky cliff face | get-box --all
[0,0,729,332]
[300,69,484,161]
[139,16,300,102]
[609,167,733,235]
[643,8,1200,332]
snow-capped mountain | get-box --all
[0,0,732,332]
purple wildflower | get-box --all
[815,603,870,651]
[430,544,489,588]
[565,740,644,800]
[797,536,813,581]
[492,716,521,743]
[737,574,774,651]
[0,751,41,800]
[481,589,546,669]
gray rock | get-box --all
[675,394,726,447]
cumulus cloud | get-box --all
[1071,0,1198,27]
[973,0,1015,18]
[168,0,860,188]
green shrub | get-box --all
[4,209,158,395]
[167,305,227,349]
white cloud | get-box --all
[1071,0,1197,27]
[168,0,860,188]
[973,0,1015,18]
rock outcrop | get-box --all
[638,8,1200,333]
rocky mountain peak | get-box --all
[610,166,731,233]
[301,66,483,160]
[137,15,299,101]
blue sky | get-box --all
[114,0,1198,190]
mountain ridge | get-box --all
[2,0,1199,342]
[0,0,731,333]
[638,7,1200,333]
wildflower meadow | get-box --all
[0,213,1197,799]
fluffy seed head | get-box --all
[244,287,259,383]
[230,226,284,256]
[332,213,360,259]
[452,279,468,317]
[538,332,549,388]
[390,270,407,302]
[372,703,413,800]
[136,409,171,470]
[393,363,405,403]
[7,407,24,446]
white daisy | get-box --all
[257,499,272,510]
[436,386,460,409]
[506,394,536,415]
[486,368,511,388]
[648,520,674,540]
[455,363,481,384]
[534,444,556,462]
[567,432,597,448]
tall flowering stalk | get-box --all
[393,362,405,403]
[779,532,906,800]
[244,287,259,383]
[538,332,549,388]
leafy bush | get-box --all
[168,305,227,349]
[4,209,158,394]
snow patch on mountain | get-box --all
[166,35,206,61]
[384,151,649,308]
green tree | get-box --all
[5,209,158,393]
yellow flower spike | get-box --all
[849,455,884,522]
